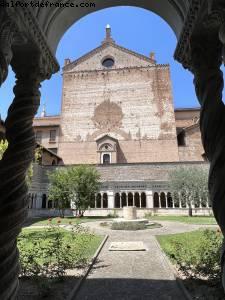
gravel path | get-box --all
[74,221,217,300]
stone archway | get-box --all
[1,2,225,298]
[153,192,160,208]
[33,1,189,54]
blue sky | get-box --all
[0,6,224,119]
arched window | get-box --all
[121,193,127,207]
[90,194,95,208]
[128,192,133,206]
[167,192,173,208]
[134,193,140,207]
[153,192,159,208]
[42,194,47,209]
[103,193,108,208]
[177,130,186,146]
[102,57,115,68]
[141,192,146,208]
[114,193,120,208]
[103,154,110,165]
[48,200,53,208]
[160,192,166,208]
[96,193,101,208]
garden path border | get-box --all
[155,237,193,300]
[66,234,109,300]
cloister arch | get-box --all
[114,193,120,208]
[42,194,47,209]
[121,192,127,207]
[153,192,159,208]
[1,2,225,298]
[134,192,140,207]
[103,193,108,208]
[32,1,189,54]
[96,193,101,208]
[167,192,173,208]
[128,192,133,206]
[160,192,166,208]
[141,192,146,208]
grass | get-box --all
[18,227,103,263]
[29,216,110,226]
[146,215,217,225]
[157,229,207,258]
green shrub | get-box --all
[111,221,147,230]
[107,211,119,218]
[18,222,93,279]
[166,229,222,280]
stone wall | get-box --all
[32,162,209,193]
[59,62,178,164]
[178,127,204,161]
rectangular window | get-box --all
[49,130,56,142]
[35,131,42,143]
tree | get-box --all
[0,140,8,159]
[0,140,41,187]
[48,165,100,217]
[68,165,100,216]
[169,166,208,216]
[48,168,71,217]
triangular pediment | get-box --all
[63,42,156,73]
[95,134,118,144]
[183,122,200,135]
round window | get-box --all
[102,58,115,68]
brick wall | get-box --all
[59,54,178,164]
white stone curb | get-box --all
[155,238,193,300]
[66,234,109,300]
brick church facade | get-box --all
[30,26,209,216]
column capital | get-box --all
[175,0,225,70]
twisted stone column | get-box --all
[190,32,225,285]
[0,49,42,298]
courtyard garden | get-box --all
[146,215,217,225]
[157,229,224,299]
[28,216,111,226]
[18,221,104,299]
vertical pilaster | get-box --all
[107,191,114,209]
[146,191,153,208]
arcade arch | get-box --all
[1,2,225,298]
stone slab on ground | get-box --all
[76,229,185,299]
[108,241,147,251]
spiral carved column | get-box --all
[190,31,225,287]
[0,49,42,298]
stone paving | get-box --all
[75,221,217,300]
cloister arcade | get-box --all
[1,1,225,298]
[29,190,211,210]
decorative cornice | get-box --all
[175,0,225,69]
[5,7,59,79]
[174,0,203,69]
[64,64,170,77]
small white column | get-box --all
[139,192,142,208]
[159,193,162,208]
[119,194,122,208]
[178,192,182,208]
[206,196,210,208]
[37,193,42,209]
[165,192,168,209]
[101,192,103,208]
[146,191,153,208]
[132,192,135,206]
[126,192,128,206]
[107,191,114,209]
[199,197,202,209]
[94,194,97,208]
